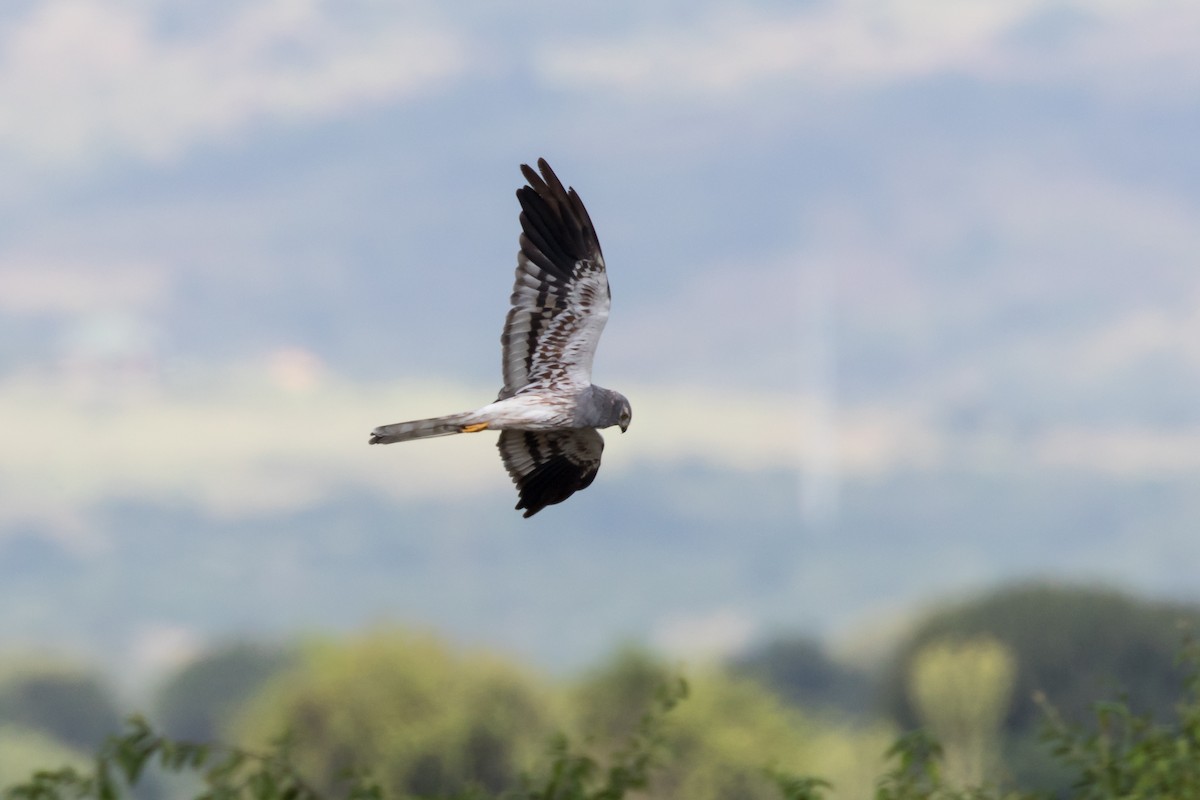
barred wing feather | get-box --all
[497,428,604,517]
[500,159,610,398]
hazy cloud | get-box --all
[534,0,1200,98]
[14,362,1195,528]
[0,0,468,166]
[1037,426,1200,476]
[0,368,957,522]
[0,258,167,314]
[652,608,757,660]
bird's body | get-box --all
[369,159,630,517]
[368,391,579,442]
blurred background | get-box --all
[2,0,1200,795]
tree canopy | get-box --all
[882,582,1200,736]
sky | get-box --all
[2,0,1200,677]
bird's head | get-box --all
[579,386,632,432]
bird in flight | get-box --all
[369,159,631,517]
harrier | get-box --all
[369,159,631,517]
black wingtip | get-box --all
[498,430,606,519]
[515,496,542,518]
[519,161,542,187]
[515,158,602,273]
[519,158,557,186]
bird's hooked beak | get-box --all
[619,420,629,434]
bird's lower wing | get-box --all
[496,428,605,517]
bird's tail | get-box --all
[369,412,486,445]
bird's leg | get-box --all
[460,422,490,433]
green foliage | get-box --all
[883,583,1200,739]
[1036,639,1200,799]
[0,726,89,790]
[908,638,1016,787]
[874,730,951,800]
[2,714,346,800]
[234,631,554,798]
[0,660,122,751]
[568,649,667,746]
[9,643,1200,800]
[576,647,811,796]
[0,678,688,800]
[514,674,688,800]
[870,730,1034,800]
[154,642,296,742]
[869,637,1200,799]
[570,649,892,800]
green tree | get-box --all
[1,678,688,800]
[154,642,295,742]
[234,630,554,798]
[907,637,1016,787]
[0,726,88,790]
[884,583,1200,734]
[12,640,1200,800]
[882,582,1200,792]
[572,649,892,800]
[0,659,122,751]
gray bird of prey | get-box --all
[369,159,631,517]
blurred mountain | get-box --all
[3,461,1198,675]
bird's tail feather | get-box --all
[369,412,480,445]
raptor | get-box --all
[369,159,631,517]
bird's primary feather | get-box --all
[500,159,610,399]
[497,429,603,518]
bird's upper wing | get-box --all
[499,159,610,399]
[497,428,605,517]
